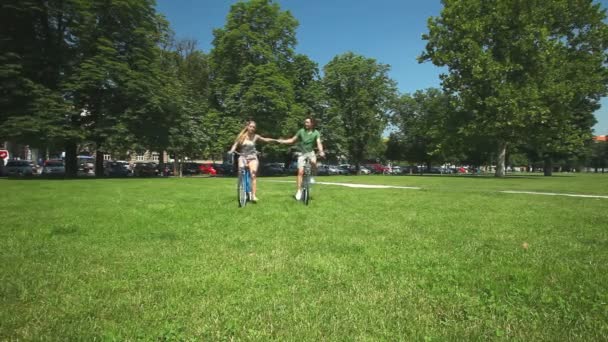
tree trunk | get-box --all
[64,141,78,178]
[159,151,165,165]
[174,156,182,177]
[544,158,553,176]
[96,150,104,177]
[495,141,507,177]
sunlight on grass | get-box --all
[1,174,607,340]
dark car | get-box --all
[181,163,200,176]
[261,162,285,176]
[158,163,174,177]
[133,162,158,177]
[6,160,38,177]
[104,161,130,177]
[213,162,235,176]
[42,160,65,177]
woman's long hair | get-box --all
[236,120,256,145]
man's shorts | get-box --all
[297,152,316,169]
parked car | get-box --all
[198,163,217,176]
[424,167,452,174]
[6,160,38,177]
[213,162,235,176]
[41,160,65,177]
[318,164,339,175]
[157,163,174,177]
[181,162,200,176]
[77,156,95,176]
[331,165,348,175]
[104,161,130,177]
[391,166,402,175]
[401,166,419,174]
[287,161,299,174]
[336,165,351,175]
[261,162,285,176]
[346,165,371,174]
[133,162,158,177]
[359,166,372,174]
[365,163,389,174]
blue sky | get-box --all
[157,0,608,135]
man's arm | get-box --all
[278,133,299,145]
[316,135,325,157]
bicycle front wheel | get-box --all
[302,186,310,205]
[238,174,247,207]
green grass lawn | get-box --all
[1,174,607,340]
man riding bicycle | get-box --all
[277,117,325,200]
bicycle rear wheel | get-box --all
[238,173,247,207]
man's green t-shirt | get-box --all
[296,128,320,153]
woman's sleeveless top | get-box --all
[240,137,257,156]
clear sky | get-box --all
[157,0,608,135]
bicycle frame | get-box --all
[298,153,313,205]
[235,153,253,207]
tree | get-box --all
[390,89,457,170]
[524,0,608,175]
[209,0,299,140]
[589,140,608,172]
[0,0,165,177]
[65,0,163,176]
[323,52,397,171]
[142,35,217,175]
[420,0,608,177]
[0,0,85,176]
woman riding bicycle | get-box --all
[228,120,275,202]
[277,117,325,200]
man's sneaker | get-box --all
[295,190,302,200]
[310,177,316,184]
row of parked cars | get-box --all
[0,159,232,177]
[2,158,476,178]
[1,158,95,177]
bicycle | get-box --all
[232,152,253,207]
[296,153,315,205]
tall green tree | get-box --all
[0,0,85,175]
[588,139,608,172]
[210,0,298,140]
[323,52,397,170]
[1,0,165,177]
[420,0,608,177]
[390,89,457,170]
[524,1,608,175]
[65,0,163,175]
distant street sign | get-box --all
[0,150,8,160]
